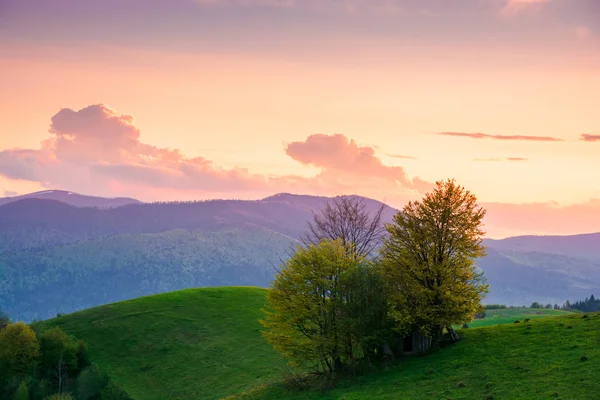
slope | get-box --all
[235,312,600,400]
[40,287,286,400]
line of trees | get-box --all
[261,179,489,380]
[559,295,600,312]
[0,317,130,400]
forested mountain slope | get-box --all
[1,191,599,321]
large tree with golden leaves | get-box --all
[381,179,488,348]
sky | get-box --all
[0,0,599,238]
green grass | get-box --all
[465,307,574,328]
[41,287,286,400]
[234,312,600,400]
[41,288,600,400]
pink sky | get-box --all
[0,0,599,238]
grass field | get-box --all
[41,288,600,400]
[234,312,600,400]
[465,307,574,328]
[41,287,285,400]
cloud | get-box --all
[438,132,563,142]
[0,105,431,202]
[3,191,18,197]
[384,153,417,160]
[285,134,432,193]
[500,0,551,14]
[581,134,600,142]
[474,157,528,162]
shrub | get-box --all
[13,381,29,400]
[100,381,132,400]
[76,365,110,400]
[46,394,73,400]
[580,355,589,362]
[462,323,469,329]
[456,382,466,388]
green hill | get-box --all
[40,287,600,400]
[40,287,286,400]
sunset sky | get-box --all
[0,0,599,238]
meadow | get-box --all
[41,288,600,400]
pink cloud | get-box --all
[500,0,551,14]
[581,134,600,142]
[0,104,430,202]
[285,134,432,193]
[438,131,563,142]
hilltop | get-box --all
[39,287,600,400]
[39,287,286,400]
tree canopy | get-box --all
[261,239,390,378]
[381,179,488,347]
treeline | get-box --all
[261,180,488,382]
[0,316,130,400]
[561,295,600,312]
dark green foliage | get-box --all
[560,295,600,312]
[0,323,118,400]
[75,365,109,400]
[13,381,29,400]
[99,382,132,400]
[484,304,507,310]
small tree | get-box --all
[13,381,29,400]
[39,327,79,394]
[381,179,488,349]
[261,239,390,379]
[0,322,40,378]
[302,195,386,259]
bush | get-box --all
[76,365,109,400]
[100,381,132,400]
[46,394,73,400]
[13,381,29,400]
[462,323,469,329]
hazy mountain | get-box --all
[0,190,141,209]
[1,191,598,321]
[484,233,600,263]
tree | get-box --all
[301,195,386,259]
[76,365,109,400]
[39,327,79,394]
[530,302,541,309]
[0,309,9,330]
[261,239,390,378]
[381,179,488,349]
[0,322,40,379]
[13,381,29,400]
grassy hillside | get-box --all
[40,287,600,400]
[234,312,600,400]
[467,307,573,328]
[40,287,286,400]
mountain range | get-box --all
[0,190,598,321]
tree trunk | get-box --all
[446,325,460,342]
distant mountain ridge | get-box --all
[0,189,141,208]
[0,189,599,321]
